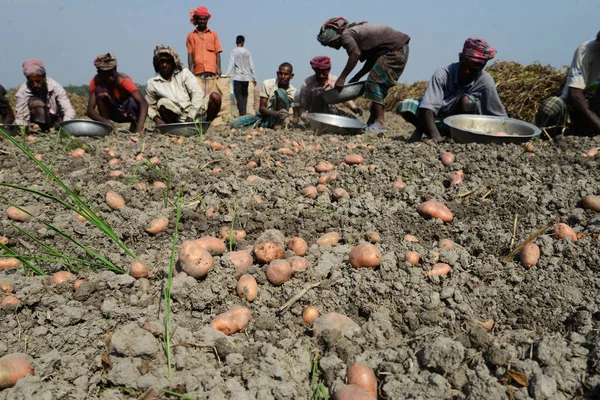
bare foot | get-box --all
[407,130,423,143]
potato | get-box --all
[0,236,8,245]
[253,241,285,264]
[73,279,85,291]
[426,263,452,277]
[316,184,330,194]
[287,237,308,256]
[178,240,213,279]
[449,170,464,186]
[419,201,453,222]
[582,195,600,212]
[347,362,377,397]
[108,158,120,165]
[288,256,308,273]
[70,148,86,158]
[218,226,247,241]
[210,141,225,151]
[364,231,381,243]
[583,148,598,157]
[302,306,320,324]
[333,384,376,400]
[315,161,334,173]
[0,258,21,270]
[520,243,540,267]
[349,244,382,269]
[393,180,406,190]
[332,188,350,201]
[266,259,293,285]
[105,191,125,210]
[440,151,454,166]
[318,174,330,184]
[404,251,420,265]
[303,186,318,199]
[554,223,577,242]
[344,154,364,165]
[403,234,418,243]
[236,274,258,302]
[312,312,361,338]
[0,277,15,294]
[278,147,293,155]
[488,131,507,136]
[195,236,226,255]
[109,170,124,177]
[0,353,34,389]
[130,261,149,278]
[149,156,160,166]
[439,239,456,250]
[246,175,265,183]
[50,271,73,286]
[1,295,20,309]
[210,305,251,335]
[153,181,167,189]
[6,206,32,222]
[247,161,258,168]
[145,216,169,235]
[224,250,254,278]
[317,232,340,247]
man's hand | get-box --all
[185,117,193,122]
[154,117,166,126]
[352,107,364,117]
[335,76,346,89]
[277,110,289,120]
[348,75,359,84]
[31,123,40,131]
[252,80,257,86]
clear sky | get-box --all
[1,0,598,90]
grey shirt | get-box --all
[225,47,256,82]
[340,24,410,62]
[419,62,507,117]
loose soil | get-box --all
[1,113,600,399]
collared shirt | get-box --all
[260,78,296,108]
[186,27,223,75]
[419,62,507,117]
[145,68,205,120]
[295,73,357,110]
[561,39,600,100]
[89,72,139,103]
[225,47,256,82]
[14,77,76,125]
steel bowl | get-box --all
[58,119,112,137]
[308,113,366,135]
[0,124,27,137]
[444,115,541,144]
[156,121,211,136]
[321,81,366,105]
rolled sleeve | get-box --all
[14,85,31,125]
[145,80,159,120]
[419,70,447,116]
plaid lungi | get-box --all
[535,96,570,128]
[365,44,409,105]
[396,95,478,128]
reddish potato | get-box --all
[73,279,85,291]
[393,180,406,190]
[106,191,125,210]
[225,250,254,278]
[195,236,226,255]
[153,181,167,189]
[349,243,382,269]
[439,239,456,250]
[149,156,160,166]
[333,384,376,400]
[70,148,86,158]
[237,274,258,302]
[583,148,598,157]
[318,174,330,184]
[254,241,285,264]
[1,295,19,309]
[108,158,120,166]
[582,195,600,212]
[0,258,21,270]
[210,305,251,335]
[109,170,124,177]
[317,232,340,246]
[145,217,168,235]
[419,201,453,223]
[0,277,14,294]
[426,263,452,277]
[178,240,213,279]
[130,261,149,278]
[51,271,74,286]
[210,141,225,151]
[315,161,334,173]
[332,188,350,201]
[449,170,464,186]
[403,234,418,243]
[247,161,258,168]
[440,151,454,166]
[303,306,319,324]
[303,186,318,199]
[312,312,361,338]
[554,223,577,242]
[404,251,420,265]
[0,237,8,245]
[316,184,330,194]
[364,231,381,243]
[344,154,364,165]
[347,362,377,397]
[287,237,308,256]
[218,226,247,241]
[288,256,308,273]
[520,243,540,267]
[266,259,293,285]
[6,206,32,222]
[0,353,34,389]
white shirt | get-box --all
[225,47,256,82]
[14,77,75,125]
[259,78,296,108]
[561,39,600,100]
[145,68,205,120]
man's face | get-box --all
[313,68,330,86]
[325,38,342,50]
[457,57,485,84]
[26,74,47,94]
[158,55,175,79]
[98,68,117,84]
[277,66,294,87]
[194,15,209,30]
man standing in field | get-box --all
[225,35,257,116]
[536,31,600,136]
[14,59,76,131]
[0,84,15,124]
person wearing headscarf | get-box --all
[225,35,257,116]
[86,53,148,133]
[292,56,362,125]
[536,31,600,136]
[317,17,410,132]
[146,45,221,125]
[397,37,506,143]
[14,59,75,131]
[0,84,15,124]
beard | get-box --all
[27,80,48,98]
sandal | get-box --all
[364,124,388,133]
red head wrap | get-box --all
[310,56,332,71]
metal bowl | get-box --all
[0,124,27,137]
[58,119,112,137]
[155,121,211,136]
[321,81,366,105]
[444,115,541,144]
[308,113,366,135]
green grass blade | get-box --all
[0,242,44,275]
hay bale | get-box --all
[8,88,90,119]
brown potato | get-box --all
[70,148,86,158]
[403,234,418,243]
[210,141,225,151]
[426,263,452,277]
[303,186,318,199]
[225,250,254,278]
[316,232,340,247]
[332,188,350,201]
[316,184,330,194]
[520,243,540,267]
[318,174,330,185]
[393,180,406,190]
[288,256,308,273]
[364,231,381,244]
[105,191,125,210]
[51,271,74,286]
[347,362,377,397]
[582,195,600,212]
[440,151,454,166]
[6,206,32,222]
[1,295,20,309]
[554,223,577,242]
[266,259,293,285]
[0,236,8,245]
[130,261,149,278]
[0,258,21,270]
[253,241,285,264]
[315,161,334,173]
[73,279,85,291]
[210,305,251,335]
[145,217,169,235]
[236,274,258,302]
[349,243,382,269]
[153,181,167,189]
[287,237,308,256]
[439,239,456,250]
[333,384,376,400]
[303,306,319,324]
[0,353,34,389]
[344,154,364,165]
[178,240,213,279]
[195,236,226,255]
[419,201,454,223]
[404,251,420,265]
[0,277,15,294]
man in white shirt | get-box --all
[536,31,600,135]
[146,45,221,125]
[226,35,257,116]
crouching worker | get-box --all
[0,84,15,124]
[536,31,600,136]
[146,45,221,126]
[397,38,507,143]
[87,53,148,133]
[292,56,362,126]
[14,59,75,131]
[231,62,296,129]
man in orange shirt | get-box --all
[186,6,229,123]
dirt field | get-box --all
[1,113,600,399]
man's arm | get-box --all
[349,57,377,83]
[131,90,148,133]
[14,87,31,125]
[225,50,235,76]
[335,46,361,88]
[418,108,444,143]
[567,87,600,133]
[216,53,222,76]
[86,91,112,125]
[258,97,280,118]
[187,53,194,72]
[145,82,163,125]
